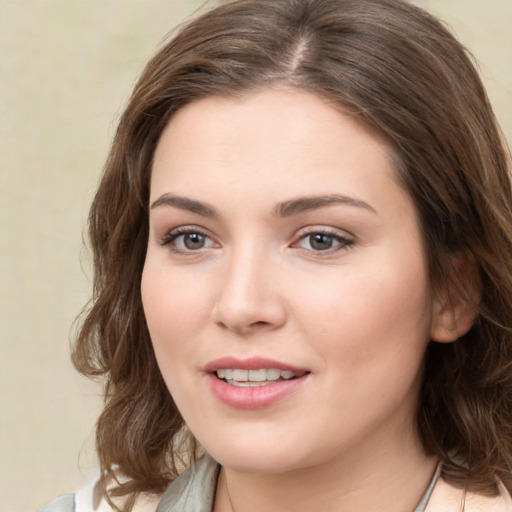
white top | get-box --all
[38,455,512,512]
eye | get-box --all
[294,230,354,253]
[160,228,217,253]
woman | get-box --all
[39,0,512,510]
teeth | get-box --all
[249,369,266,381]
[266,368,281,381]
[232,369,248,381]
[215,368,302,383]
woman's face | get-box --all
[142,88,442,474]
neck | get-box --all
[214,423,437,512]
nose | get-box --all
[211,246,287,335]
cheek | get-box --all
[141,261,207,372]
[288,258,432,446]
[290,253,433,369]
[142,256,213,328]
[141,266,204,424]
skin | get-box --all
[141,88,462,511]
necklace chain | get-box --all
[225,472,236,512]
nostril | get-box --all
[211,291,287,333]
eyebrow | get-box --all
[150,194,219,217]
[150,193,376,218]
[272,194,377,217]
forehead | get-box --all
[150,88,409,218]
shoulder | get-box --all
[38,455,219,512]
[37,476,103,512]
[427,478,512,512]
[464,482,512,512]
[37,476,161,512]
[36,494,75,512]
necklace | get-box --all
[225,462,441,512]
[225,474,235,512]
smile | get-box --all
[216,368,305,387]
[206,357,310,408]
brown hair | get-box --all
[73,0,512,506]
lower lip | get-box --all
[207,373,308,409]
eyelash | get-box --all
[159,227,355,256]
[292,229,355,255]
[159,227,215,253]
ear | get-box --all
[430,254,481,343]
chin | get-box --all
[200,431,312,474]
[212,450,301,474]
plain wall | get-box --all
[1,1,510,511]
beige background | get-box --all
[1,1,510,511]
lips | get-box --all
[205,356,306,373]
[205,356,310,408]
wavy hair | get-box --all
[73,0,512,507]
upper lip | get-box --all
[204,356,308,374]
